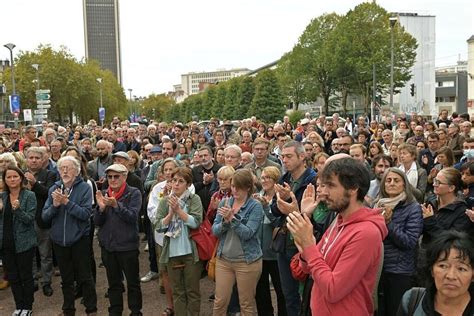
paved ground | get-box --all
[0,235,217,316]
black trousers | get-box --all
[102,248,142,316]
[256,259,287,316]
[53,236,97,315]
[4,247,35,310]
[377,271,413,316]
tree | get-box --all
[142,94,175,121]
[3,45,126,124]
[297,13,342,115]
[250,70,285,123]
[237,76,255,116]
[223,78,241,119]
[212,83,228,118]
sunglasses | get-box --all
[107,175,121,180]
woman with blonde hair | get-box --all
[127,150,142,178]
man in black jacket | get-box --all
[95,164,143,315]
[192,146,222,212]
[25,146,57,297]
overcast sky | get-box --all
[1,0,473,97]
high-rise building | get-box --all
[393,13,436,116]
[83,0,122,84]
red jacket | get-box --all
[301,207,388,316]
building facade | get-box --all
[435,64,468,114]
[393,13,436,117]
[83,0,122,84]
[468,35,474,116]
[181,68,250,97]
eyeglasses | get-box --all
[261,176,272,181]
[433,178,449,186]
[225,155,239,159]
[107,175,122,180]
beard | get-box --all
[326,190,351,213]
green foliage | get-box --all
[288,110,305,126]
[142,94,175,121]
[212,83,228,118]
[223,78,241,120]
[2,44,126,124]
[237,76,255,116]
[250,70,285,123]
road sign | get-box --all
[37,104,51,109]
[34,114,48,120]
[34,109,48,114]
[36,89,50,94]
[23,109,32,121]
[37,99,51,105]
[9,94,20,113]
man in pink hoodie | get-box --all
[287,157,388,316]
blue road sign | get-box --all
[99,107,105,121]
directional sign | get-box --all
[34,114,48,120]
[36,89,50,94]
[37,99,51,105]
[37,104,51,109]
[34,109,48,114]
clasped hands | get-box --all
[95,191,118,212]
[52,188,70,208]
[217,198,233,223]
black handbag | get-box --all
[271,225,288,253]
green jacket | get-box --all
[154,193,203,264]
[0,190,37,253]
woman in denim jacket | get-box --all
[212,169,264,316]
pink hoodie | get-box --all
[301,207,388,316]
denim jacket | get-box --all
[212,197,264,264]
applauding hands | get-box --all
[96,191,118,212]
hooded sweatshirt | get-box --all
[300,207,388,316]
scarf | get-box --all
[107,181,127,200]
[399,161,418,189]
[165,189,192,239]
[374,191,407,211]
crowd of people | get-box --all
[0,109,473,316]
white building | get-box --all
[468,35,474,116]
[181,68,251,97]
[394,13,436,117]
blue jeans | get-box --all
[277,249,301,316]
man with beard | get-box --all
[271,141,316,316]
[87,140,113,188]
[366,155,393,206]
[286,157,388,316]
[192,146,222,212]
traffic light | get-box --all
[410,83,415,97]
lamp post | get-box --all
[389,16,397,111]
[4,43,16,95]
[128,88,132,121]
[32,63,40,91]
[96,78,103,108]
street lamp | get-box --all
[32,63,40,91]
[389,16,397,111]
[128,88,132,120]
[3,43,16,95]
[96,78,103,108]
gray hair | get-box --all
[26,146,47,158]
[224,144,242,157]
[57,156,81,175]
[0,153,18,168]
[283,140,305,155]
[377,167,415,203]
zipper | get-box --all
[63,206,67,246]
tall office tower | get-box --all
[83,0,122,84]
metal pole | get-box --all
[128,88,132,120]
[389,18,396,112]
[372,63,376,122]
[32,64,40,90]
[4,43,17,126]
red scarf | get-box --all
[107,182,127,200]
